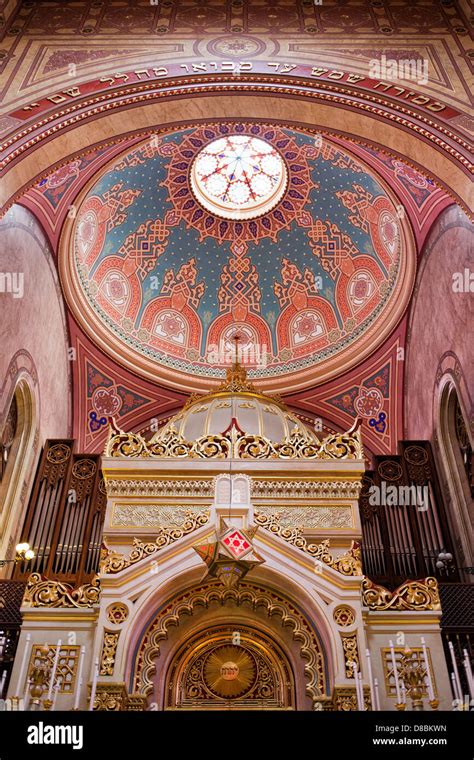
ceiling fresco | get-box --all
[61,122,416,393]
[2,0,469,459]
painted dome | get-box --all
[61,122,415,393]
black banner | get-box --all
[0,709,472,758]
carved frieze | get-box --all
[255,505,352,529]
[101,511,210,574]
[332,686,371,711]
[251,480,362,500]
[91,683,128,711]
[111,504,210,528]
[104,479,214,498]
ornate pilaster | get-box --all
[332,686,371,711]
[90,682,128,711]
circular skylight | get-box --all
[190,135,287,219]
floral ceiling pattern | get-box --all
[62,122,415,393]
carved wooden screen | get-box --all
[0,580,25,699]
[359,441,459,588]
[13,440,106,586]
[439,583,474,700]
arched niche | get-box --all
[125,575,335,710]
[437,375,473,578]
[164,622,296,710]
[0,376,37,571]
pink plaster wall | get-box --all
[405,204,473,439]
[0,204,71,439]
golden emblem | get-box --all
[203,645,256,698]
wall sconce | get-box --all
[0,542,35,568]
[435,549,453,572]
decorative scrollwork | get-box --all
[237,433,275,459]
[23,573,101,608]
[104,426,148,458]
[237,428,321,459]
[235,427,363,460]
[341,633,359,678]
[99,631,120,676]
[361,576,441,611]
[100,511,210,574]
[105,418,363,461]
[105,421,230,459]
[254,512,362,576]
[318,428,364,460]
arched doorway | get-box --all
[130,580,328,711]
[165,624,294,710]
[438,379,473,577]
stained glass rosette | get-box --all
[190,135,288,220]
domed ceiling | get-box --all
[61,123,415,393]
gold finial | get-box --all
[182,331,287,409]
[215,332,258,393]
[233,332,241,363]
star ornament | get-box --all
[193,522,265,587]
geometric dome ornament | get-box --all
[190,134,288,220]
[193,521,265,588]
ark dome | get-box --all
[152,361,317,444]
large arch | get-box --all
[1,82,471,213]
[119,557,341,711]
[128,579,328,709]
